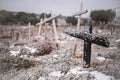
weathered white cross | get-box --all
[36,12,61,46]
[72,2,88,54]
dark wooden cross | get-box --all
[64,26,110,68]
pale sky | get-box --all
[0,0,120,17]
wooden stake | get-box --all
[74,2,83,54]
[37,19,43,36]
[51,11,58,45]
[28,22,31,41]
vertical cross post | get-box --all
[83,25,92,68]
[74,2,83,54]
[28,22,31,41]
[51,11,58,47]
[16,32,19,41]
[37,19,43,36]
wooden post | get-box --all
[10,29,14,40]
[74,2,83,54]
[16,32,19,41]
[28,22,31,41]
[37,19,43,36]
[51,11,59,47]
[83,25,92,68]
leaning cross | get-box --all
[73,2,88,54]
[73,10,88,54]
[36,13,61,47]
[64,26,110,68]
[36,14,61,36]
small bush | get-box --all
[0,55,35,72]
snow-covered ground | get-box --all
[0,26,120,80]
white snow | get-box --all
[98,30,103,33]
[53,54,59,58]
[66,36,75,41]
[68,67,114,80]
[38,76,46,80]
[115,39,120,42]
[69,67,82,74]
[10,50,20,56]
[20,55,29,59]
[69,37,75,41]
[49,71,64,77]
[96,56,106,61]
[24,46,36,54]
[109,47,117,49]
[68,66,88,75]
[9,45,14,48]
[90,71,114,80]
[35,36,45,40]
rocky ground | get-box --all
[0,25,120,80]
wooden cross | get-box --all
[72,2,88,54]
[36,12,61,46]
[51,11,58,46]
[64,26,110,68]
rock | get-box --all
[75,52,83,58]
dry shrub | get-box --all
[0,54,35,72]
[34,40,55,56]
[91,61,103,68]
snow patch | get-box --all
[20,55,29,59]
[115,39,120,42]
[9,45,14,48]
[49,71,64,77]
[68,66,88,75]
[35,36,45,40]
[96,56,106,61]
[53,54,59,58]
[98,30,103,33]
[90,71,114,80]
[109,47,117,49]
[24,46,36,54]
[38,76,46,80]
[10,50,20,56]
[68,37,75,41]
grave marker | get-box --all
[73,2,88,54]
[36,12,61,47]
[64,27,110,68]
[51,11,58,46]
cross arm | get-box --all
[72,10,88,16]
[64,28,110,47]
[36,14,61,25]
